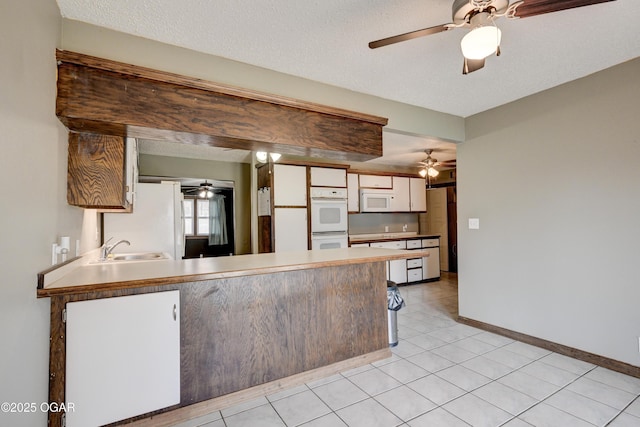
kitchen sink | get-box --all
[111,252,168,261]
[90,252,169,263]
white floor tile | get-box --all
[443,393,512,427]
[500,418,533,427]
[200,420,225,427]
[497,371,560,400]
[224,404,286,427]
[391,340,427,359]
[544,388,620,426]
[406,350,455,373]
[518,402,594,427]
[502,341,552,360]
[407,408,470,427]
[407,375,466,406]
[472,331,515,347]
[566,376,637,410]
[221,396,270,418]
[538,353,595,376]
[347,368,403,396]
[584,367,640,394]
[625,397,640,417]
[472,381,538,415]
[518,360,579,387]
[482,348,535,370]
[307,373,343,389]
[299,412,348,427]
[451,336,498,355]
[335,398,403,427]
[377,359,430,384]
[461,355,514,380]
[271,390,331,426]
[375,385,437,421]
[406,333,448,351]
[268,384,309,402]
[312,377,369,411]
[434,364,492,392]
[430,343,478,364]
[172,411,223,427]
[609,412,640,427]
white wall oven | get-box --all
[310,187,348,249]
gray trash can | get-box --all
[387,281,405,347]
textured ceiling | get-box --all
[57,0,640,166]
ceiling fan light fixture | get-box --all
[428,167,440,177]
[419,168,428,178]
[461,25,501,59]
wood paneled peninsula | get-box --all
[38,247,422,427]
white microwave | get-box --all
[360,189,394,212]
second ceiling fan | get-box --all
[369,0,616,74]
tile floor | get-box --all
[174,273,640,427]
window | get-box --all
[183,198,210,237]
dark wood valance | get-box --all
[55,50,387,161]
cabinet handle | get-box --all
[173,304,177,321]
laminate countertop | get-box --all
[349,233,440,244]
[37,247,425,297]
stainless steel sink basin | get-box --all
[111,252,168,261]
[90,252,169,263]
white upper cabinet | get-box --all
[347,173,359,212]
[273,164,307,206]
[310,167,347,188]
[359,174,392,189]
[391,177,410,211]
[410,178,427,212]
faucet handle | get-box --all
[102,237,113,247]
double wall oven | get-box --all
[310,187,348,249]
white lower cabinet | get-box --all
[388,259,408,284]
[274,208,308,252]
[65,291,180,427]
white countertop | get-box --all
[38,247,426,296]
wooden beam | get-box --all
[56,50,387,162]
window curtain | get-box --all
[208,194,228,245]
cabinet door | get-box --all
[347,173,359,212]
[274,208,308,251]
[67,133,130,210]
[410,178,427,212]
[273,164,307,206]
[389,259,408,284]
[310,167,347,187]
[359,174,392,188]
[391,177,410,211]
[423,248,441,280]
[65,291,180,427]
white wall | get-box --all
[458,58,640,366]
[0,1,88,425]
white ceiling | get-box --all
[57,0,640,167]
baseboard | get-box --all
[458,316,640,379]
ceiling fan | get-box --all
[369,0,617,74]
[183,181,217,199]
[417,149,457,177]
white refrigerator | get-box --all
[104,182,184,259]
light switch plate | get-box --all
[468,218,480,229]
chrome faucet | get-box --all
[99,237,131,261]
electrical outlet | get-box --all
[468,218,480,230]
[638,337,640,353]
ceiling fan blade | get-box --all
[513,0,616,19]
[462,58,485,75]
[369,24,450,49]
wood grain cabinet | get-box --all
[67,133,137,210]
